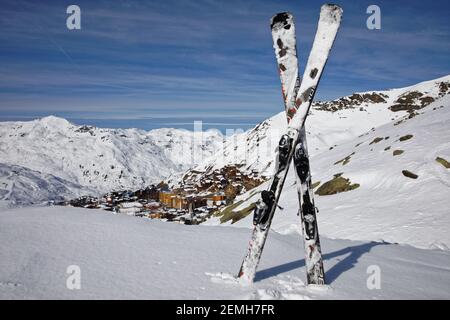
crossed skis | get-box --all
[238,4,343,285]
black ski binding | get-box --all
[294,143,309,182]
[253,190,275,229]
[277,134,292,173]
[301,194,316,239]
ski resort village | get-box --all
[65,164,264,225]
[1,1,450,302]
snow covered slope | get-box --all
[190,75,450,179]
[0,206,449,299]
[0,163,90,209]
[202,76,450,250]
[0,116,223,195]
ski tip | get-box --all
[322,3,343,12]
[270,12,294,30]
[320,4,343,23]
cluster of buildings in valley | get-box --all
[64,165,265,225]
[65,185,226,225]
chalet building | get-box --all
[211,194,226,202]
[104,194,113,204]
[159,192,189,209]
[191,197,207,208]
[149,212,162,219]
[159,191,177,207]
[134,185,159,201]
[118,202,143,216]
[206,193,226,207]
[172,196,189,210]
[144,201,160,210]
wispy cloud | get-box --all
[0,0,449,130]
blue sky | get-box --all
[0,0,449,131]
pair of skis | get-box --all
[238,4,343,285]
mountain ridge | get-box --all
[0,115,224,197]
[174,74,450,191]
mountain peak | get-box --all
[37,115,72,128]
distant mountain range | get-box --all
[0,115,223,206]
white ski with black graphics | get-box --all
[271,12,325,285]
[238,4,342,284]
[270,12,300,122]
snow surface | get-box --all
[0,206,449,299]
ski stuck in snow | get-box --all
[238,4,343,285]
[271,11,325,285]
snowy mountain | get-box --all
[0,206,448,299]
[186,75,450,179]
[0,163,91,209]
[0,116,223,201]
[199,75,450,250]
